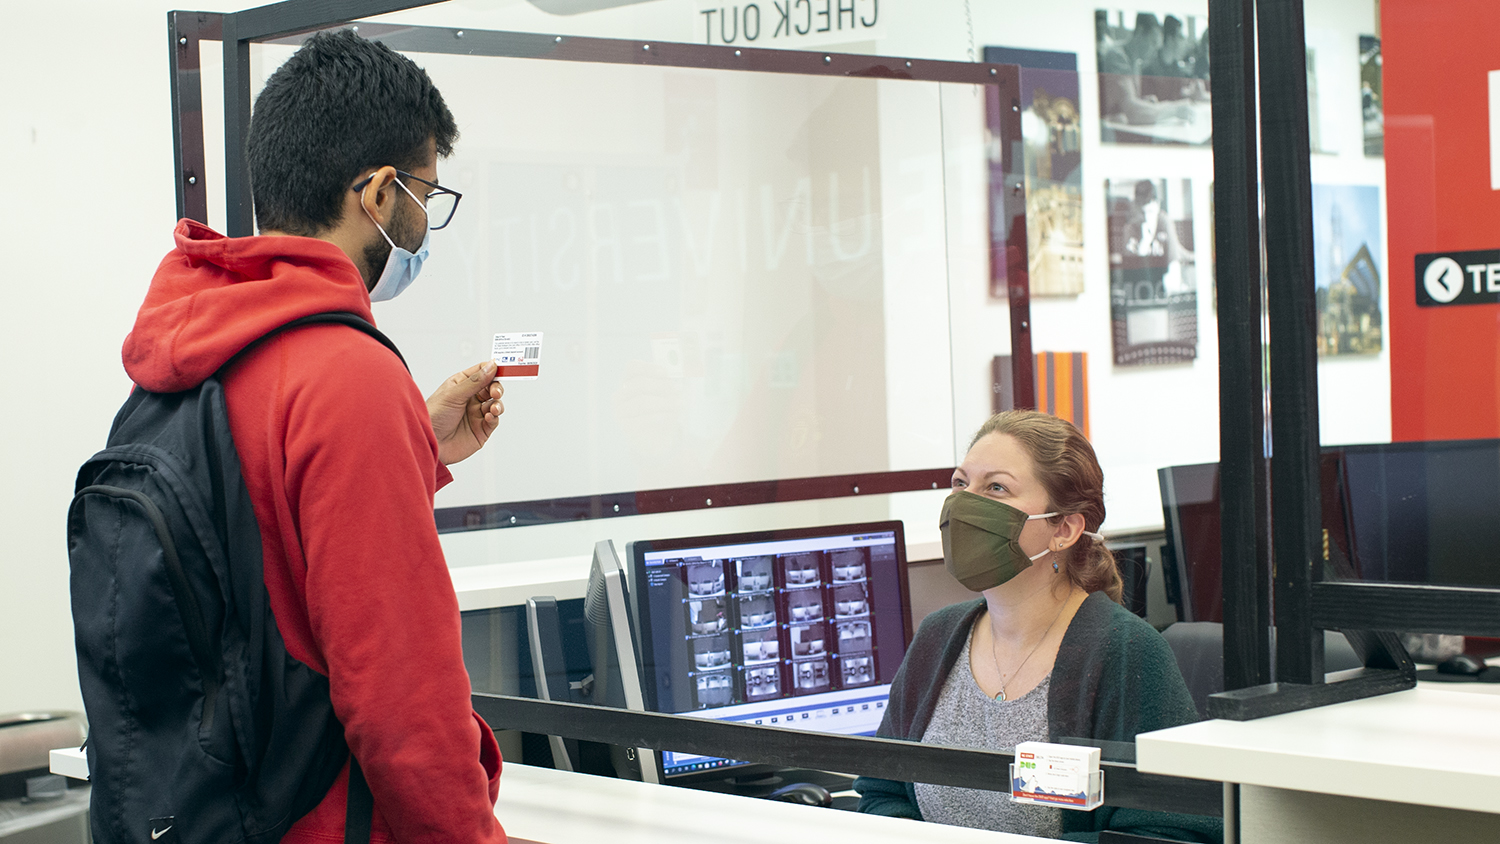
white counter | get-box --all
[1137,684,1500,844]
[494,762,1046,844]
[1136,686,1500,814]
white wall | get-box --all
[0,0,1388,713]
[1,1,207,714]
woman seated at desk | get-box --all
[855,411,1220,843]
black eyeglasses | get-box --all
[352,169,463,230]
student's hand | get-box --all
[427,361,504,466]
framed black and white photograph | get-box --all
[1095,10,1211,145]
[1107,177,1199,365]
[1359,35,1383,157]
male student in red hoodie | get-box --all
[121,29,507,844]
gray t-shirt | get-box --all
[913,628,1063,839]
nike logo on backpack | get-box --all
[151,826,173,839]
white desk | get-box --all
[494,763,1047,844]
[1136,686,1500,843]
[0,788,89,842]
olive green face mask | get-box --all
[939,491,1058,591]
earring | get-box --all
[1053,560,1060,573]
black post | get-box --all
[1256,0,1322,685]
[1000,83,1034,411]
[222,19,254,236]
[1209,0,1272,692]
[169,12,220,225]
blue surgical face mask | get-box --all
[364,179,430,303]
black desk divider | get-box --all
[471,693,1225,819]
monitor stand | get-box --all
[680,767,854,804]
[729,771,784,788]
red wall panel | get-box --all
[1386,0,1500,440]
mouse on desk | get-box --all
[1435,653,1486,676]
[767,782,833,807]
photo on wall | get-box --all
[1359,35,1383,157]
[1312,184,1383,356]
[1095,10,1211,145]
[985,47,1084,297]
[1304,28,1348,156]
[1106,178,1198,365]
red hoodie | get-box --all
[123,219,506,844]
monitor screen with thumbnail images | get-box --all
[629,521,911,779]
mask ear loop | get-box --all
[1047,530,1106,573]
[362,181,398,250]
[362,176,428,249]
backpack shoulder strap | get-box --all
[345,756,374,844]
[221,311,408,375]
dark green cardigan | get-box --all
[854,593,1222,843]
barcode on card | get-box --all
[523,346,539,361]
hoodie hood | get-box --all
[124,219,375,392]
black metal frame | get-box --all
[167,0,1032,529]
[175,0,1500,731]
[169,11,221,223]
[435,469,953,534]
[472,693,1225,819]
[1209,0,1500,720]
[1207,0,1271,694]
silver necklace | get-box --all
[988,596,1068,702]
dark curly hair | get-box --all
[246,28,458,236]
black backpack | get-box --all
[67,313,402,844]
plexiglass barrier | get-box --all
[227,24,1011,564]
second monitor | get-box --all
[628,521,911,781]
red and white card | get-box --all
[491,332,542,380]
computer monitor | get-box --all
[579,540,660,783]
[1159,439,1500,622]
[626,521,911,782]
